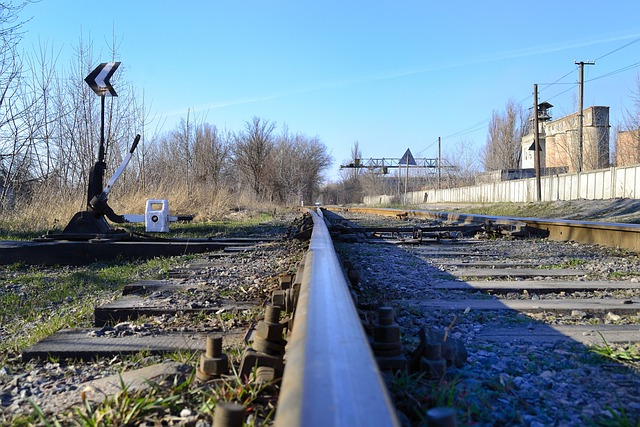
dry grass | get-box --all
[1,181,276,236]
[1,186,83,234]
[111,182,238,222]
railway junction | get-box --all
[0,204,639,426]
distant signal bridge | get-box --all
[340,157,454,175]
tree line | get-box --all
[0,4,331,220]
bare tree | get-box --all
[268,127,303,204]
[334,141,365,204]
[232,116,275,200]
[0,1,35,209]
[616,74,640,167]
[193,122,231,191]
[483,98,531,171]
[442,138,481,187]
[0,1,32,43]
[257,126,332,205]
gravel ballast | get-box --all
[337,210,640,426]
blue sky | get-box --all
[19,0,640,181]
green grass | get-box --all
[544,258,587,269]
[386,369,522,426]
[0,256,190,358]
[589,332,640,368]
[27,364,279,426]
[0,211,294,426]
[453,202,560,219]
[590,397,640,427]
[123,211,281,239]
[562,258,587,268]
[609,270,640,279]
[1,210,282,241]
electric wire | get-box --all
[439,35,640,149]
[594,36,640,62]
[587,61,640,82]
[442,118,490,140]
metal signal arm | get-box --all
[88,134,140,223]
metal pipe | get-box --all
[275,209,400,427]
[101,134,141,198]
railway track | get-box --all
[2,208,640,426]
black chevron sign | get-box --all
[85,62,121,96]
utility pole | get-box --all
[437,136,441,190]
[533,84,541,202]
[575,60,595,172]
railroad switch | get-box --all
[196,334,229,382]
[371,306,408,371]
[239,304,286,380]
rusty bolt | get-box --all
[426,407,457,427]
[213,402,245,427]
[272,290,287,309]
[278,274,293,290]
[420,356,446,380]
[372,305,405,364]
[377,306,395,326]
[373,325,401,344]
[423,342,442,360]
[256,320,285,342]
[264,304,281,324]
[254,366,276,384]
[373,306,400,344]
[197,334,229,381]
[252,337,286,355]
[249,304,287,356]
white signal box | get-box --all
[145,199,170,233]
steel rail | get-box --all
[330,206,640,253]
[275,209,400,427]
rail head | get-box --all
[275,209,400,427]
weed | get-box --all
[166,350,199,365]
[590,396,640,427]
[28,364,279,426]
[563,258,587,268]
[589,332,640,367]
[609,271,640,279]
[387,370,431,419]
[0,255,191,355]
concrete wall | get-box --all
[363,164,640,205]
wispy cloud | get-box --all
[165,32,640,117]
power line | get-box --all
[442,118,489,140]
[416,138,439,156]
[539,67,578,89]
[595,36,640,62]
[437,35,640,144]
[542,84,577,103]
[586,61,640,82]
